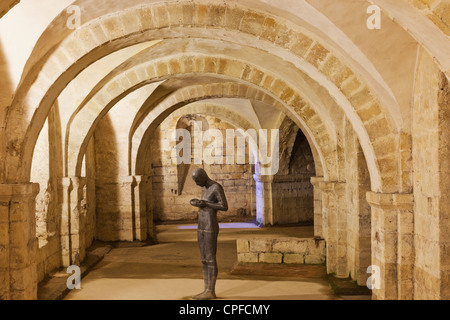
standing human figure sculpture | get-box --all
[190,168,228,300]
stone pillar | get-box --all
[70,177,87,265]
[60,177,87,267]
[144,175,155,241]
[60,177,72,267]
[320,181,347,277]
[0,196,9,300]
[366,192,414,300]
[0,183,40,300]
[397,200,415,300]
[120,176,136,242]
[311,177,324,238]
[253,174,274,226]
[249,175,256,218]
[132,175,150,241]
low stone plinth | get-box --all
[237,238,326,265]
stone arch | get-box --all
[132,82,319,177]
[64,56,339,185]
[132,101,260,177]
[128,82,325,179]
[0,0,19,18]
[277,116,306,176]
[65,37,339,164]
[5,1,399,195]
[371,0,450,79]
[146,103,260,223]
[172,113,209,196]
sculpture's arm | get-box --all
[204,185,228,212]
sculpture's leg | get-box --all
[207,262,218,292]
[193,230,218,300]
[208,231,219,293]
[202,262,209,291]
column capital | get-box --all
[70,176,87,186]
[0,183,40,202]
[319,181,346,193]
[96,175,150,184]
[366,192,414,209]
[120,176,136,184]
[253,174,274,183]
[62,176,87,188]
[310,176,324,186]
[132,175,152,184]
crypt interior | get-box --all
[0,0,449,300]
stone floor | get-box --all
[64,223,368,300]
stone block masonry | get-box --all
[151,113,255,222]
[237,238,326,265]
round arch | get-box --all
[65,56,339,183]
[5,1,399,194]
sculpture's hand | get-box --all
[197,200,207,208]
[190,199,200,207]
[190,199,207,208]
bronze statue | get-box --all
[190,168,228,300]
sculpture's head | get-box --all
[192,168,209,187]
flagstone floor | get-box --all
[64,223,346,300]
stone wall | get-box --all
[271,175,314,225]
[237,238,326,265]
[271,129,316,225]
[93,88,155,242]
[94,113,129,241]
[151,114,255,222]
[94,112,141,242]
[95,177,136,241]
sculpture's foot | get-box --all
[192,290,216,300]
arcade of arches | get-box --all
[0,0,449,300]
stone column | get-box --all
[132,175,150,241]
[366,192,414,300]
[253,174,274,226]
[70,177,87,265]
[120,176,136,242]
[310,177,324,238]
[144,175,155,242]
[60,177,86,267]
[0,183,40,300]
[0,195,9,300]
[320,181,347,277]
[60,177,72,267]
